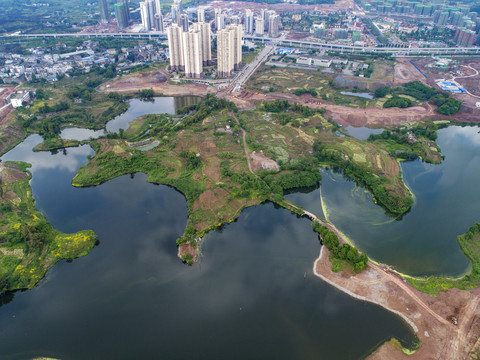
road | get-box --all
[229,45,275,91]
[6,33,480,56]
[286,203,454,329]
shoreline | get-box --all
[313,246,419,335]
[310,219,480,359]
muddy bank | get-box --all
[313,242,480,359]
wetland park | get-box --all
[0,59,479,359]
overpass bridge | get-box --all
[3,33,480,56]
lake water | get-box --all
[286,126,480,277]
[344,126,384,140]
[0,120,418,358]
[59,96,201,141]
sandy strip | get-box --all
[313,246,418,333]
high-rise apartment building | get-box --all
[154,0,164,32]
[183,30,203,78]
[115,3,129,29]
[255,18,264,36]
[140,1,151,30]
[167,24,185,71]
[99,0,109,24]
[261,9,267,30]
[171,3,180,24]
[193,22,212,66]
[216,13,226,31]
[217,27,235,78]
[231,23,242,70]
[154,13,164,32]
[179,14,189,32]
[140,0,154,30]
[265,10,276,32]
[437,11,450,25]
[217,24,242,77]
[197,6,205,23]
[268,14,280,37]
[153,0,165,32]
[455,28,476,46]
[141,0,163,31]
[245,9,254,35]
[122,0,130,21]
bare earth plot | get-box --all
[98,68,216,97]
[406,58,480,122]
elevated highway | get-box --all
[3,33,480,56]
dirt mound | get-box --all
[0,163,26,184]
[250,151,279,172]
[394,60,422,85]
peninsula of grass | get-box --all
[0,162,97,295]
[366,120,442,164]
[71,95,437,264]
[33,138,85,152]
[313,130,414,216]
[408,223,480,295]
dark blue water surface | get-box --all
[0,132,417,359]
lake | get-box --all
[0,98,420,359]
[287,126,480,277]
[59,96,201,141]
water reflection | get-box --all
[59,127,105,141]
[0,198,417,360]
[288,127,480,277]
[344,126,383,140]
[2,135,92,173]
[0,119,418,359]
[105,96,201,133]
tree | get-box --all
[374,86,389,98]
[0,276,7,295]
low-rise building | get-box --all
[10,90,31,108]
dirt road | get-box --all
[306,212,480,359]
[230,111,256,176]
[286,204,480,359]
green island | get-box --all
[33,138,85,152]
[0,162,97,294]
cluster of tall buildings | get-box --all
[454,28,476,46]
[140,0,164,32]
[167,4,246,79]
[98,0,130,29]
[433,8,478,29]
[167,22,213,78]
[243,9,280,38]
[363,0,478,23]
